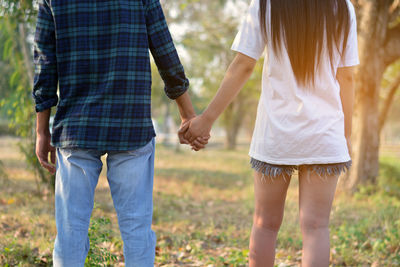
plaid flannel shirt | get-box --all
[33,0,189,151]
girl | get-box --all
[180,0,359,266]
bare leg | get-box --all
[298,166,339,267]
[249,171,292,267]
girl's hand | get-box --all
[183,114,212,149]
[190,136,210,151]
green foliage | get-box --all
[2,242,42,266]
[333,157,400,265]
[1,236,52,266]
[0,18,33,138]
[332,191,400,265]
[381,59,400,130]
[0,0,37,23]
[0,3,54,193]
[85,216,119,267]
[209,248,249,266]
[379,156,400,199]
[354,156,400,199]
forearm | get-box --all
[36,109,51,136]
[175,91,196,121]
[202,54,256,123]
[339,79,355,138]
[33,0,58,112]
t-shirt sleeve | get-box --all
[339,2,359,67]
[231,0,266,60]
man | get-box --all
[33,0,206,265]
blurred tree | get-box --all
[345,0,400,191]
[380,61,400,143]
[0,60,13,105]
[0,0,55,192]
[379,60,400,134]
[164,0,261,149]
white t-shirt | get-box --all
[231,0,359,165]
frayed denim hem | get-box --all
[250,158,352,183]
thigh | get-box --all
[56,148,103,221]
[298,166,339,227]
[106,139,155,215]
[253,171,291,224]
[54,148,104,265]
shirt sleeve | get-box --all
[339,2,360,67]
[231,0,266,60]
[32,0,59,112]
[145,0,189,100]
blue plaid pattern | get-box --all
[33,0,189,151]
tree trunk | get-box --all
[346,66,383,190]
[223,98,245,150]
[379,73,400,133]
[343,0,392,191]
[18,23,34,85]
[226,117,241,150]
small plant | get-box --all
[85,216,118,267]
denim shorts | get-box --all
[250,157,352,180]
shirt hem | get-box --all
[51,133,156,152]
[339,58,360,67]
[231,46,261,61]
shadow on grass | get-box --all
[155,167,251,190]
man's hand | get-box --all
[36,132,56,174]
[178,116,211,151]
[183,114,212,151]
[174,92,210,151]
[178,118,193,145]
[190,136,210,151]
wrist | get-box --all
[199,113,215,129]
[181,112,196,123]
[36,109,51,137]
[36,129,51,138]
[201,109,217,124]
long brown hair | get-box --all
[259,0,351,86]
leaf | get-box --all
[3,38,14,60]
[9,71,20,87]
[179,3,188,10]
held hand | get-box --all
[178,119,193,145]
[36,132,56,174]
[184,114,212,150]
[178,117,209,149]
[190,136,210,151]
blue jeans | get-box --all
[53,139,156,267]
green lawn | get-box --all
[0,137,399,266]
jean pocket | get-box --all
[127,139,154,157]
[58,147,100,159]
[58,147,79,159]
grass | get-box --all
[0,136,399,266]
